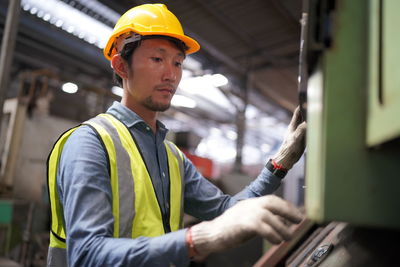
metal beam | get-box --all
[192,0,256,50]
[185,29,247,76]
[268,0,300,31]
[0,0,21,139]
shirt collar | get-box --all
[106,101,168,133]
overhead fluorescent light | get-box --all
[209,74,228,87]
[111,86,123,97]
[182,69,192,79]
[179,75,235,113]
[22,0,113,48]
[261,143,271,153]
[62,82,78,94]
[226,130,237,140]
[245,105,260,119]
[171,95,197,108]
[182,56,203,71]
[21,0,205,76]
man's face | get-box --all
[125,38,184,112]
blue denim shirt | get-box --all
[57,101,282,267]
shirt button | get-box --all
[146,126,150,131]
[162,172,166,177]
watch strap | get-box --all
[266,159,288,179]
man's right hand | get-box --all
[190,195,303,258]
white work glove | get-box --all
[190,195,303,257]
[273,106,306,170]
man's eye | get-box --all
[151,57,162,62]
[175,62,182,68]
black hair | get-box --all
[113,41,140,87]
[113,36,188,87]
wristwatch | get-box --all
[266,159,288,179]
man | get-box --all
[47,4,306,267]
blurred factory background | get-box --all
[1,0,400,266]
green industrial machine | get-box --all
[255,1,400,266]
[306,0,400,229]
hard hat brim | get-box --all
[103,29,200,60]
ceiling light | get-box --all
[171,95,197,108]
[179,76,235,113]
[261,143,271,153]
[226,130,237,140]
[210,74,228,87]
[55,19,63,27]
[87,36,97,44]
[183,56,203,71]
[245,105,260,119]
[182,69,192,79]
[43,13,51,21]
[30,7,38,15]
[21,0,113,49]
[67,25,75,33]
[62,82,78,94]
[111,86,123,97]
[37,10,44,18]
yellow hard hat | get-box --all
[103,3,200,60]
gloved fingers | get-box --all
[257,223,284,244]
[259,195,303,224]
[260,209,292,241]
[293,121,307,151]
[288,106,303,133]
[294,121,307,139]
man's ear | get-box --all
[111,54,129,79]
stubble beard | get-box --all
[142,96,171,112]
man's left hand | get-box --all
[272,106,306,170]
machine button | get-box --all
[305,244,333,266]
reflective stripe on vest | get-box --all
[47,114,184,250]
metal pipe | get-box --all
[0,0,21,138]
[20,202,35,266]
[234,73,250,171]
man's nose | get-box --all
[162,62,178,82]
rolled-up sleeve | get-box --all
[58,126,190,267]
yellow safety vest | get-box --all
[47,113,184,260]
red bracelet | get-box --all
[186,227,198,258]
[271,159,287,171]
